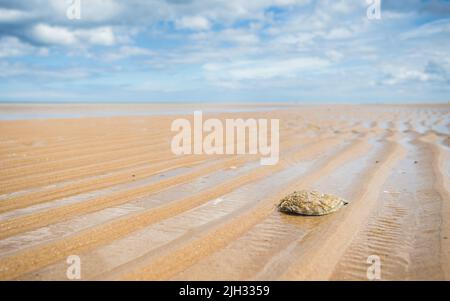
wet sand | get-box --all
[0,103,449,280]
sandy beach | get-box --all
[0,103,448,280]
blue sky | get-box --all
[0,0,449,103]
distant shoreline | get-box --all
[0,102,448,121]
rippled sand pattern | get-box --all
[0,104,448,280]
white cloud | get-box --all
[48,0,122,22]
[382,67,432,85]
[224,28,260,44]
[76,27,116,46]
[176,16,211,30]
[325,50,343,62]
[103,46,154,60]
[203,57,329,82]
[0,37,33,57]
[0,36,48,58]
[31,24,77,45]
[326,27,353,39]
[0,61,91,79]
[0,8,31,23]
[31,24,116,46]
[328,0,358,14]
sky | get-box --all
[0,0,449,103]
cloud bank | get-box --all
[0,0,449,103]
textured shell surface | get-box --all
[278,190,348,216]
